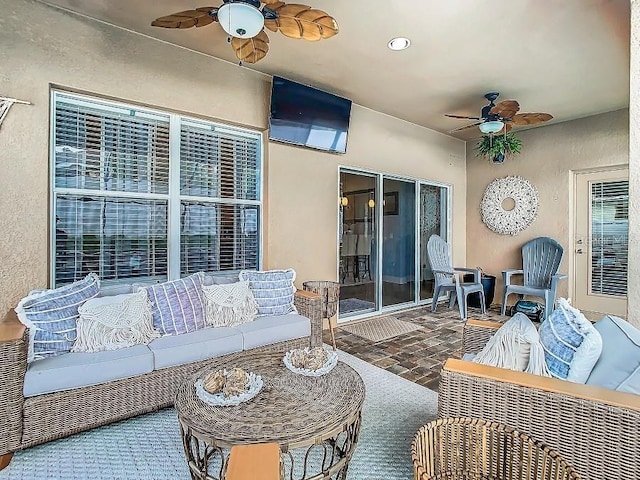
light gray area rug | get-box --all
[0,350,437,480]
[340,316,423,343]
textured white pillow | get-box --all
[473,313,550,376]
[202,281,258,327]
[72,290,159,352]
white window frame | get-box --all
[49,90,263,286]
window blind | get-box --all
[52,92,262,286]
[590,180,628,297]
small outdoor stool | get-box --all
[302,280,340,351]
[412,418,582,480]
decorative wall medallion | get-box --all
[480,176,539,235]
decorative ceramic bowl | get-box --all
[194,370,263,407]
[283,347,338,377]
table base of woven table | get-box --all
[176,351,365,480]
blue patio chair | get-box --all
[501,237,567,320]
[427,235,486,320]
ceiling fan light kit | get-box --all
[478,120,504,134]
[217,2,265,38]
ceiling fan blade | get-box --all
[444,114,482,120]
[263,4,338,40]
[231,29,270,64]
[262,0,284,4]
[448,122,483,134]
[489,100,520,119]
[510,113,553,126]
[151,7,217,28]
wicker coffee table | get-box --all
[175,350,366,480]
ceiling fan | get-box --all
[151,0,339,64]
[445,92,553,135]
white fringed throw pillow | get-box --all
[72,290,159,352]
[202,281,258,327]
[473,313,551,376]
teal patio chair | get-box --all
[427,235,486,320]
[501,236,567,320]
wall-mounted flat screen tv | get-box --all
[269,76,352,154]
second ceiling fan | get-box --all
[445,92,553,135]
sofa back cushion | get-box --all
[538,298,602,383]
[73,291,159,352]
[586,315,640,394]
[239,269,297,317]
[15,273,101,362]
[144,272,207,335]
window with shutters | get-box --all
[590,180,628,296]
[51,91,262,287]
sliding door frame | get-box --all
[337,166,452,322]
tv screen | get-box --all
[269,76,352,154]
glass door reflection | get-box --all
[339,172,378,316]
[382,178,415,307]
[419,184,448,301]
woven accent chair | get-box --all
[501,236,566,320]
[438,319,640,480]
[412,417,582,480]
[427,235,486,320]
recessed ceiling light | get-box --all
[388,37,411,51]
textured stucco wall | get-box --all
[628,0,640,328]
[0,0,466,316]
[466,110,629,309]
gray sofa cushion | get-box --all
[97,284,134,297]
[236,314,310,350]
[586,315,640,394]
[148,326,243,369]
[23,345,154,397]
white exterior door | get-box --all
[573,168,628,317]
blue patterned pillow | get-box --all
[16,273,100,362]
[239,269,297,317]
[144,273,207,335]
[538,298,602,383]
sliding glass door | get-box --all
[339,172,378,316]
[338,169,449,318]
[382,178,415,307]
[419,184,448,300]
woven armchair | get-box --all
[412,417,581,480]
[438,319,640,480]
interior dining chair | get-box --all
[427,234,486,320]
[501,236,567,321]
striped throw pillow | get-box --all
[16,273,100,362]
[538,298,603,383]
[239,269,297,317]
[145,273,207,335]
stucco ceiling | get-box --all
[40,0,630,140]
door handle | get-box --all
[575,248,583,254]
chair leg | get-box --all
[501,288,509,316]
[543,292,553,321]
[0,453,13,471]
[479,290,486,314]
[448,291,456,309]
[456,288,465,320]
[431,286,441,313]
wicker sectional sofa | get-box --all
[438,319,640,480]
[0,288,322,470]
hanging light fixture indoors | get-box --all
[217,1,265,39]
